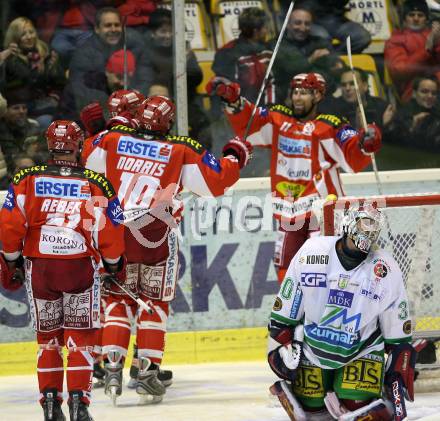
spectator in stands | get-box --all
[320,67,395,129]
[12,153,35,173]
[384,76,440,151]
[34,1,115,68]
[0,87,42,172]
[136,8,212,148]
[385,0,440,102]
[2,17,66,128]
[67,6,145,115]
[281,0,371,53]
[212,7,274,104]
[272,6,336,102]
[117,0,159,34]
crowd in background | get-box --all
[1,0,440,187]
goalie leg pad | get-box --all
[325,392,393,421]
[270,380,307,421]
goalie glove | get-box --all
[222,136,253,169]
[385,342,417,402]
[0,253,24,291]
[80,101,106,136]
[268,324,304,381]
[358,123,382,154]
[206,76,241,104]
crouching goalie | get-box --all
[268,204,416,420]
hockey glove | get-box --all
[385,342,417,402]
[0,253,24,291]
[80,102,106,136]
[101,255,127,289]
[206,76,241,104]
[359,123,382,154]
[268,325,303,381]
[222,136,253,169]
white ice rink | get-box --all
[1,361,440,421]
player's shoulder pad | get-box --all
[166,134,205,155]
[316,113,349,128]
[81,168,117,199]
[269,103,293,117]
[12,165,48,185]
[109,124,136,134]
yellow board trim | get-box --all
[0,327,268,376]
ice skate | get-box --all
[136,357,166,404]
[42,388,66,421]
[68,391,93,421]
[104,350,123,406]
[158,368,173,387]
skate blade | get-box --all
[138,394,163,405]
[105,386,118,407]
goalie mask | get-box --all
[341,204,384,253]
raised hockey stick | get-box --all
[346,36,384,196]
[107,276,154,314]
[243,0,295,141]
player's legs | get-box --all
[59,258,99,420]
[328,351,392,420]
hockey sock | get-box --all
[37,331,64,401]
[137,300,169,365]
[65,331,95,405]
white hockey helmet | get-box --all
[341,204,384,253]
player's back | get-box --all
[1,164,122,260]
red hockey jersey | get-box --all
[82,125,240,259]
[0,164,124,263]
[226,102,371,219]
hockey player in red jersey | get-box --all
[207,72,382,282]
[80,89,146,388]
[0,120,125,421]
[83,95,252,404]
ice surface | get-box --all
[1,361,439,420]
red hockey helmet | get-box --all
[107,89,145,117]
[135,95,176,134]
[46,120,84,154]
[290,73,326,95]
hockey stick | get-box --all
[106,276,154,314]
[346,36,383,196]
[243,0,295,141]
[123,16,128,90]
[388,376,408,421]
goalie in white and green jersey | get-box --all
[268,204,417,421]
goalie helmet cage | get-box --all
[320,193,440,341]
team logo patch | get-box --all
[300,273,327,287]
[202,151,221,173]
[117,137,172,162]
[327,290,354,308]
[403,320,412,334]
[290,287,303,319]
[374,262,388,278]
[306,255,329,265]
[2,185,15,210]
[336,126,357,144]
[278,136,311,156]
[340,356,382,394]
[106,198,124,226]
[273,297,282,311]
[338,274,350,289]
[275,181,306,198]
[35,177,91,200]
